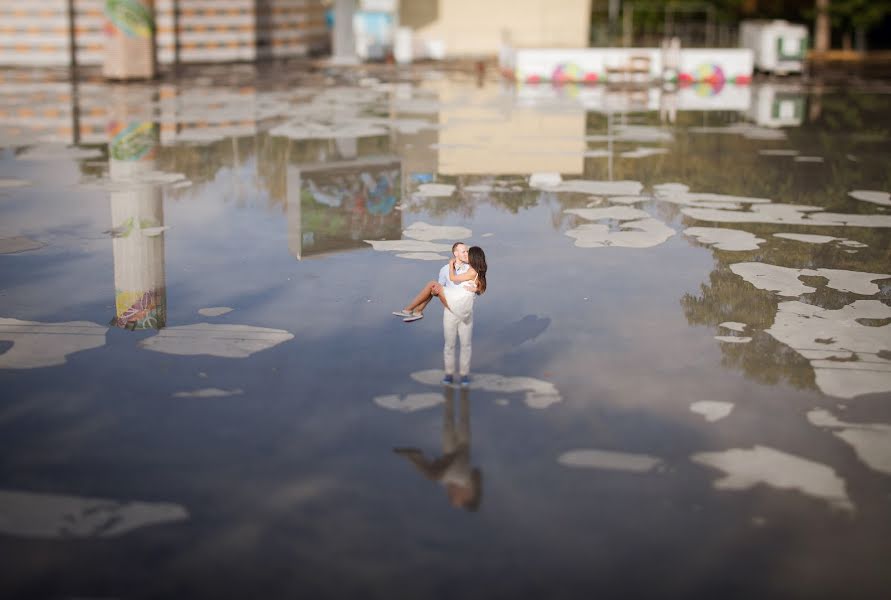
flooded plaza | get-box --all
[0,63,889,598]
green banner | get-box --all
[105,0,154,39]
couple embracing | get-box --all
[392,242,488,386]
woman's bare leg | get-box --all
[404,281,442,314]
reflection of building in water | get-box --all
[107,87,167,330]
[748,84,806,128]
[285,153,403,259]
[394,386,482,512]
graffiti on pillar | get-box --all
[104,0,154,39]
[112,289,166,330]
[108,121,157,161]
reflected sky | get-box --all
[0,64,890,598]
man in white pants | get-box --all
[439,242,472,386]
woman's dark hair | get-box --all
[468,246,487,295]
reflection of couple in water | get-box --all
[392,242,488,386]
[394,385,482,512]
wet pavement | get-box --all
[0,63,890,599]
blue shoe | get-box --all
[460,375,471,386]
[442,374,454,385]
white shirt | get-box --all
[438,262,469,289]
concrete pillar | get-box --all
[103,0,156,80]
[107,86,166,330]
[332,0,358,64]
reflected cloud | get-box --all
[808,410,891,475]
[197,307,233,317]
[691,445,854,512]
[140,323,294,358]
[0,318,106,369]
[690,401,734,422]
[172,388,244,398]
[0,489,188,539]
[557,449,662,473]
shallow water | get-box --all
[1,65,890,599]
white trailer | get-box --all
[740,20,809,74]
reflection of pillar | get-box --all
[108,88,166,330]
[103,0,156,80]
[287,165,303,260]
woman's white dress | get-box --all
[443,280,476,322]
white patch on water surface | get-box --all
[140,323,293,358]
[848,190,891,206]
[620,147,668,158]
[653,182,689,195]
[0,178,31,189]
[806,268,891,295]
[715,336,752,344]
[690,401,734,422]
[197,307,233,317]
[758,149,799,156]
[794,156,824,163]
[685,227,765,251]
[0,319,106,369]
[839,240,868,248]
[392,98,443,114]
[691,445,854,512]
[16,145,104,161]
[373,393,443,412]
[566,219,675,249]
[683,204,891,228]
[395,252,447,261]
[557,449,663,472]
[588,125,673,143]
[531,179,644,196]
[774,233,838,244]
[529,172,561,187]
[719,322,747,332]
[463,184,493,193]
[656,189,772,207]
[172,388,244,398]
[0,489,188,539]
[410,369,562,409]
[565,206,650,221]
[414,183,456,197]
[0,236,45,254]
[365,239,453,254]
[766,300,891,399]
[402,221,471,242]
[689,123,786,140]
[481,233,494,237]
[730,263,890,297]
[807,409,891,475]
[731,263,815,296]
[270,119,388,140]
[583,148,611,158]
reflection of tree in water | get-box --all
[680,263,817,391]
